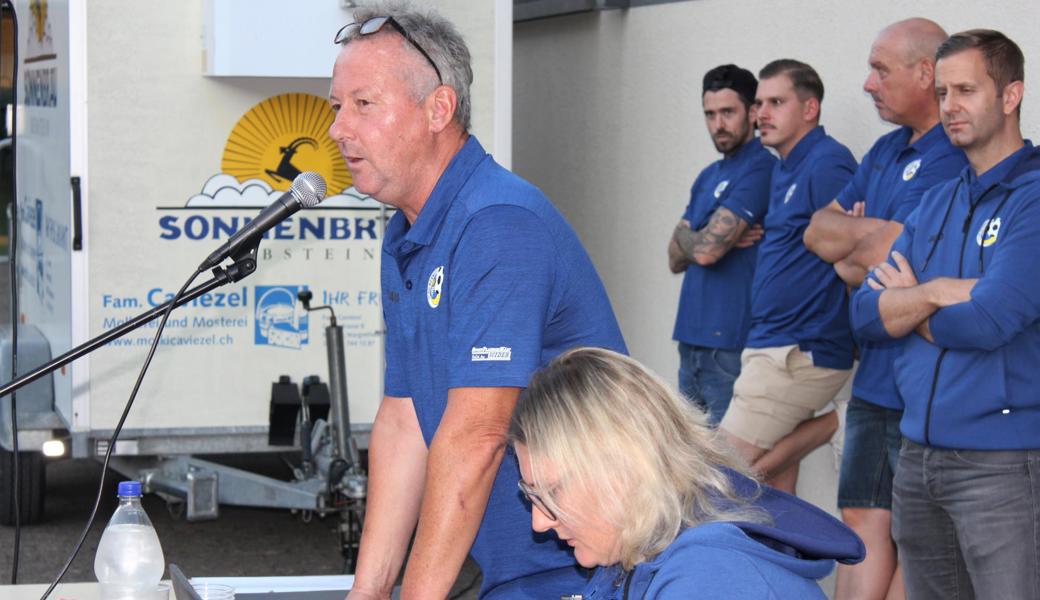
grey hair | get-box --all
[342,1,473,130]
[509,347,768,570]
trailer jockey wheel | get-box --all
[0,447,45,525]
[339,504,363,574]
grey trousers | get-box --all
[892,439,1040,600]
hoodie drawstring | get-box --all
[922,179,1005,274]
[921,180,959,273]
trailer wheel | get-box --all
[0,447,45,525]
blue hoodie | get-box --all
[578,474,864,599]
[851,143,1040,449]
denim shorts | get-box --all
[677,342,741,426]
[838,396,903,509]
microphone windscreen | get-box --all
[291,172,328,208]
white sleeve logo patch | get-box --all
[471,346,512,361]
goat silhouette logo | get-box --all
[221,93,351,193]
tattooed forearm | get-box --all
[673,207,748,265]
[668,235,690,273]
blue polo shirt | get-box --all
[836,124,966,409]
[747,126,857,369]
[381,136,627,599]
[673,138,776,350]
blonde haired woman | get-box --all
[510,347,863,599]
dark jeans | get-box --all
[677,342,740,425]
[892,439,1040,600]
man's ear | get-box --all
[918,59,936,91]
[427,85,458,133]
[1002,80,1024,117]
[803,96,821,123]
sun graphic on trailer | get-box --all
[221,93,353,194]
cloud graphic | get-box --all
[186,174,385,209]
[186,174,284,208]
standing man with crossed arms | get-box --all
[719,60,857,493]
[669,64,774,425]
[852,29,1040,599]
[804,18,965,600]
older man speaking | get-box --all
[328,3,626,599]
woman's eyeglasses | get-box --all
[334,16,443,84]
[518,480,558,521]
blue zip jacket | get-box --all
[851,143,1040,449]
[578,473,864,599]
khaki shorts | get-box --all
[720,345,851,450]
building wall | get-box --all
[515,0,1039,383]
[514,3,1039,592]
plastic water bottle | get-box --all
[94,481,165,600]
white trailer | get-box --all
[1,0,511,545]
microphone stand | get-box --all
[0,242,262,399]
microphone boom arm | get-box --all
[0,241,263,400]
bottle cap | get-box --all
[117,480,142,497]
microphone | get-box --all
[199,172,327,270]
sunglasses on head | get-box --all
[334,16,443,84]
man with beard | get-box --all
[669,64,775,425]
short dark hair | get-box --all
[759,59,824,103]
[703,64,758,109]
[936,29,1024,93]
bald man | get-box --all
[803,18,966,600]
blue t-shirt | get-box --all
[673,138,776,350]
[381,136,627,599]
[836,124,966,409]
[747,126,857,369]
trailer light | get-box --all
[42,439,67,458]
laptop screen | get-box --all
[168,564,356,600]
